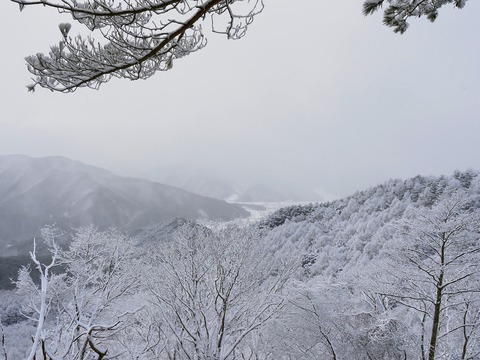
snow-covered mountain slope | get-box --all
[260,170,480,278]
[0,155,248,255]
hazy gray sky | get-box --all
[1,0,479,198]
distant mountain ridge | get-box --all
[143,165,325,202]
[0,155,248,255]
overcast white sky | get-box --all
[1,0,479,198]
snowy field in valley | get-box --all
[200,201,317,228]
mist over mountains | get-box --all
[0,155,248,255]
[143,164,326,202]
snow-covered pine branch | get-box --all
[10,0,263,92]
[362,0,469,34]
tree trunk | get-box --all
[428,232,446,360]
[428,279,442,360]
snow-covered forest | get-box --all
[1,170,479,359]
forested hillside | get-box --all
[1,170,479,359]
[262,170,480,277]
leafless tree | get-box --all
[377,192,480,359]
[16,226,142,360]
[15,226,65,360]
[143,225,294,359]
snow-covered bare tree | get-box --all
[17,226,142,359]
[50,226,141,359]
[268,280,413,360]
[363,0,469,34]
[270,284,343,360]
[375,192,480,359]
[10,0,263,92]
[15,225,66,360]
[142,225,294,359]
